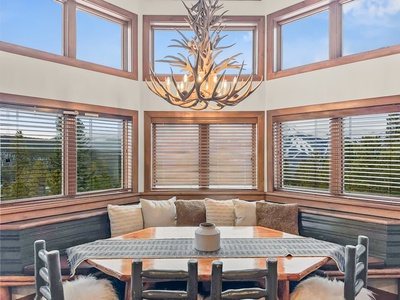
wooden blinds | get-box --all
[273,118,331,192]
[342,113,400,198]
[0,103,133,202]
[152,123,258,189]
[273,109,400,200]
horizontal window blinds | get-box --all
[152,123,257,189]
[274,118,331,192]
[77,116,131,193]
[0,106,63,201]
[1,104,133,202]
[343,113,400,198]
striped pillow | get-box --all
[107,204,143,237]
[205,198,236,226]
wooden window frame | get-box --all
[0,0,138,80]
[267,95,400,219]
[144,111,265,193]
[0,92,139,223]
[143,15,265,81]
[266,0,400,80]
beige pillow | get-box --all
[107,204,143,237]
[175,200,206,226]
[256,201,299,235]
[204,198,235,226]
[233,199,264,226]
[140,197,177,228]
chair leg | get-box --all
[210,261,223,300]
[0,287,11,300]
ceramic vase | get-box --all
[194,222,220,252]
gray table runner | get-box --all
[66,238,345,276]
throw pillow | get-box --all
[140,197,177,228]
[256,201,299,235]
[175,200,206,226]
[204,198,235,226]
[233,199,264,226]
[107,204,143,237]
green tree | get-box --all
[46,117,62,195]
[6,130,31,200]
[76,118,116,193]
[284,151,330,190]
[344,113,400,197]
[28,160,48,197]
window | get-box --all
[0,0,138,79]
[143,16,265,81]
[342,0,400,56]
[269,97,400,204]
[144,111,264,191]
[275,119,331,192]
[0,0,63,55]
[281,10,329,69]
[76,9,123,69]
[267,0,400,79]
[0,93,137,202]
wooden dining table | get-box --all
[87,226,330,300]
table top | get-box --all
[87,226,330,282]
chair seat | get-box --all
[24,255,96,276]
[63,276,118,300]
[290,277,375,300]
[319,257,384,271]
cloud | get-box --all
[343,0,400,26]
[242,32,253,43]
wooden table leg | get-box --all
[124,281,131,300]
[278,280,290,300]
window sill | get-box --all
[267,44,400,80]
[0,191,140,224]
[0,42,138,80]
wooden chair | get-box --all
[131,258,199,300]
[344,235,369,300]
[210,258,278,300]
[291,235,373,300]
[34,240,118,300]
[34,240,65,300]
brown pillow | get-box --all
[175,200,206,226]
[256,201,299,235]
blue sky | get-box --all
[282,0,400,69]
[0,0,122,69]
[154,28,254,74]
[0,0,399,72]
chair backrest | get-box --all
[131,259,199,300]
[344,235,369,300]
[34,240,65,300]
[210,258,278,300]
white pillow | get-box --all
[140,197,177,228]
[233,199,264,226]
[204,198,235,226]
[107,204,143,237]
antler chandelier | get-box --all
[146,0,262,110]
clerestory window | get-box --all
[0,0,138,79]
[267,0,400,79]
[143,15,265,81]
